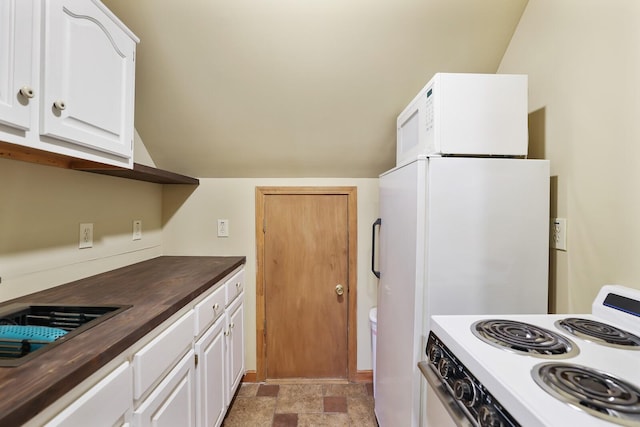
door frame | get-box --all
[255,186,358,382]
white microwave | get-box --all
[396,73,529,166]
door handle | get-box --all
[335,284,344,296]
[371,218,381,278]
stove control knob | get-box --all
[438,358,453,379]
[478,405,502,427]
[428,344,441,364]
[453,378,476,407]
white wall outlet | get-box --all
[217,219,229,237]
[79,223,93,249]
[133,220,142,240]
[550,218,567,251]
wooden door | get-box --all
[256,187,357,381]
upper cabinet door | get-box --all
[0,0,38,131]
[40,0,136,160]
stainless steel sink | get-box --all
[0,304,131,367]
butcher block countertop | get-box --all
[0,255,245,426]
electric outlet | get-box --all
[217,219,229,237]
[133,220,142,240]
[550,218,567,251]
[79,223,93,249]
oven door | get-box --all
[419,361,474,427]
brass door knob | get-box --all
[335,284,344,296]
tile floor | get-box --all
[222,382,378,427]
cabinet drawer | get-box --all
[225,269,245,306]
[133,310,194,400]
[45,361,132,427]
[194,284,225,337]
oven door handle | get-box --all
[418,361,475,427]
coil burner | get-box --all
[532,362,640,426]
[471,319,579,358]
[556,318,640,350]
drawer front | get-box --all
[133,310,194,400]
[45,361,132,427]
[194,284,225,337]
[225,269,245,306]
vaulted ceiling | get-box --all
[101,0,528,178]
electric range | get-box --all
[419,285,640,426]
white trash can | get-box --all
[369,307,377,398]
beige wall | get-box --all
[162,178,379,372]
[0,154,380,372]
[498,0,640,312]
[0,158,163,301]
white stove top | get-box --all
[428,285,640,426]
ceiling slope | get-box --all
[102,0,528,178]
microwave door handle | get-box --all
[371,218,381,278]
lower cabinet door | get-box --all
[133,350,196,427]
[226,294,245,406]
[195,316,226,427]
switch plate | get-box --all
[217,219,229,237]
[550,218,567,251]
[133,220,142,240]
[79,223,93,249]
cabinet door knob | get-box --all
[213,303,219,311]
[19,86,35,99]
[224,330,230,336]
[230,322,235,329]
[53,100,66,110]
[235,282,240,289]
[335,284,344,296]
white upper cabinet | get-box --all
[41,0,136,160]
[0,0,38,131]
[0,0,139,168]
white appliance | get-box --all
[373,155,550,427]
[422,285,640,426]
[396,73,528,166]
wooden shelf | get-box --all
[73,162,200,185]
[0,141,199,185]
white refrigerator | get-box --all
[373,155,550,427]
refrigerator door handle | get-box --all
[371,218,381,278]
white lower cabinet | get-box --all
[225,293,245,407]
[133,350,196,427]
[194,289,245,427]
[45,361,133,427]
[34,267,245,427]
[195,315,226,427]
